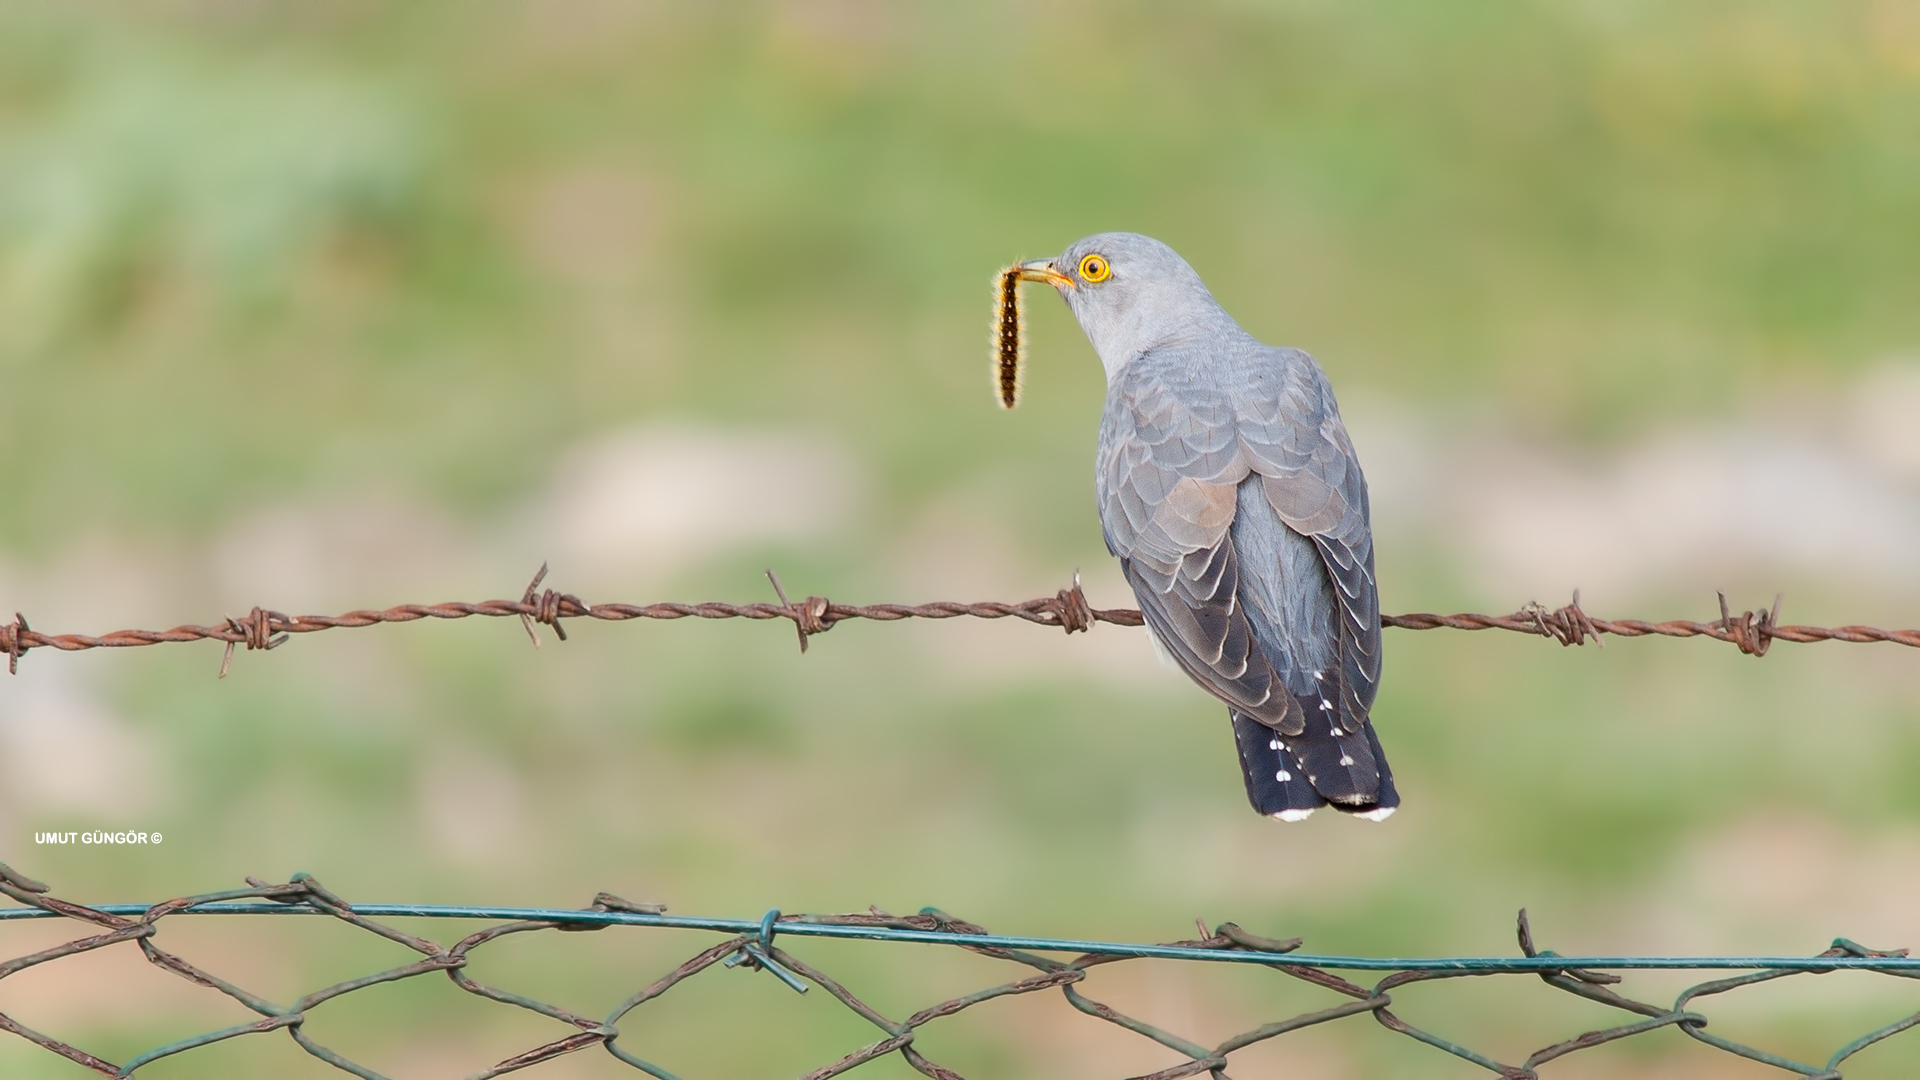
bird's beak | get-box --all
[1016,259,1076,290]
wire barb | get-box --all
[1716,591,1781,657]
[518,562,582,647]
[218,607,289,678]
[3,612,26,675]
[1518,591,1602,648]
[1054,571,1094,634]
[765,569,831,653]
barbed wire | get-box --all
[1,863,1914,1079]
[2,566,1916,677]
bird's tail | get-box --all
[1231,702,1398,821]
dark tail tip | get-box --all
[1233,705,1399,821]
[1232,712,1327,820]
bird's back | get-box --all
[1096,338,1392,815]
[1097,340,1355,694]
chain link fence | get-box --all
[1,863,1916,1079]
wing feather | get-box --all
[1099,369,1300,731]
[1099,344,1381,737]
[1235,351,1381,711]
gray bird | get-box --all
[1017,232,1395,821]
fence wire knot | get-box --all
[1718,591,1781,657]
[2,612,26,675]
[723,908,809,994]
[794,597,831,638]
[219,607,288,678]
[1518,592,1601,648]
[1054,572,1094,634]
[765,570,832,653]
[519,563,584,647]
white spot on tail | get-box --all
[1338,754,1355,767]
[1272,808,1316,822]
[1354,807,1396,822]
[1269,739,1281,750]
[1313,670,1324,680]
[1275,770,1292,782]
[1318,699,1333,711]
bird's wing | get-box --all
[1234,349,1382,714]
[1098,367,1306,734]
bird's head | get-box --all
[1016,232,1228,378]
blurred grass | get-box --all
[3,1,1920,1076]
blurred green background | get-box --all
[3,1,1920,1076]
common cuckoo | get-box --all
[1015,232,1395,821]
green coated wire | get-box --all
[3,901,1915,974]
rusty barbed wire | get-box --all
[2,863,1916,1079]
[2,566,1919,675]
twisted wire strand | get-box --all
[2,567,1914,675]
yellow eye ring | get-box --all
[1078,253,1111,283]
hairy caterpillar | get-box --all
[993,264,1024,409]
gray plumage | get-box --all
[1023,232,1395,821]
